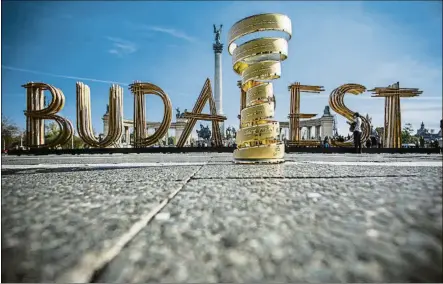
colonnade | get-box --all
[279,124,330,141]
[102,116,190,147]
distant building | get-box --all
[415,122,442,142]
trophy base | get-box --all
[233,158,285,164]
[232,143,285,164]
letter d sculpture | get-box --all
[228,13,292,163]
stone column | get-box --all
[127,127,131,145]
[175,118,187,146]
[123,126,128,145]
[306,127,311,140]
[165,129,169,145]
[103,115,109,136]
[320,117,334,138]
[213,41,224,138]
[175,129,182,146]
[316,125,321,139]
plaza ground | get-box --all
[1,153,442,282]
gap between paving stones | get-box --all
[190,175,420,180]
[90,175,442,282]
[54,164,206,283]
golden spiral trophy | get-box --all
[228,13,292,164]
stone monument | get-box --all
[213,24,224,138]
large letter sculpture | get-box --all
[287,82,325,146]
[228,13,292,163]
[328,84,371,147]
[23,82,73,148]
[176,78,226,147]
[130,82,173,148]
[369,82,422,148]
[76,82,123,148]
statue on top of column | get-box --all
[176,107,181,119]
[323,105,331,116]
[213,24,223,44]
[176,107,188,119]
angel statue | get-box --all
[213,24,223,44]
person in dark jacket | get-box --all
[366,138,372,149]
[347,112,362,153]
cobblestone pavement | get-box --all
[1,153,442,283]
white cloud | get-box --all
[2,65,129,86]
[106,37,138,56]
[142,26,196,42]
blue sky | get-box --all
[2,1,442,137]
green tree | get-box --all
[375,127,384,137]
[1,116,22,150]
[401,123,416,144]
[45,122,59,143]
[44,122,83,149]
[167,136,176,145]
[71,136,85,149]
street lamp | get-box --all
[71,129,75,149]
[20,132,24,149]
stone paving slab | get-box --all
[1,166,201,183]
[1,153,442,283]
[1,154,213,166]
[286,153,443,162]
[96,177,442,283]
[194,163,442,179]
[1,167,199,282]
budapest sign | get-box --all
[22,13,422,162]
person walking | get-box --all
[347,112,362,153]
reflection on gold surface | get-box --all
[229,13,292,163]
